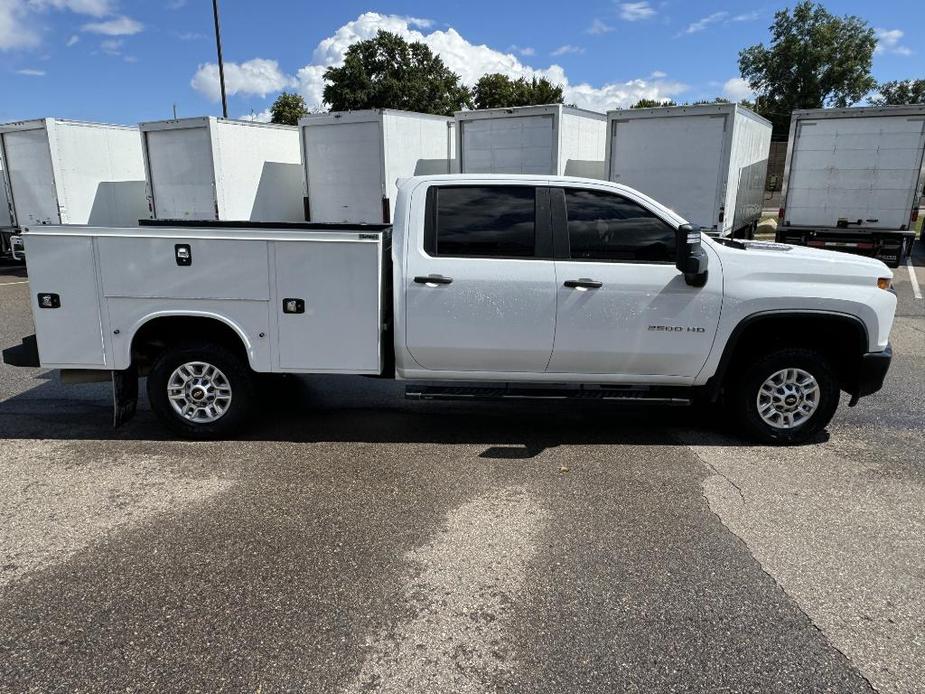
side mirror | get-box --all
[675,223,708,287]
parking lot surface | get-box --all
[1,246,923,693]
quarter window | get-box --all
[429,186,536,258]
[563,188,676,262]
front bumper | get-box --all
[2,334,40,368]
[855,343,892,398]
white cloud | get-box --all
[193,12,688,113]
[65,33,79,46]
[507,44,535,57]
[875,28,912,56]
[28,0,114,17]
[16,67,46,75]
[191,58,296,101]
[722,77,754,102]
[1,1,40,50]
[618,2,655,21]
[731,11,761,22]
[175,31,204,41]
[99,37,121,54]
[551,44,584,56]
[82,15,143,35]
[240,108,273,123]
[649,70,667,79]
[682,11,728,35]
[587,18,614,35]
[166,0,186,8]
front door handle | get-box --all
[414,275,453,285]
[564,279,603,289]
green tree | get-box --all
[871,80,925,105]
[630,98,676,109]
[270,92,309,126]
[323,30,471,116]
[738,1,876,137]
[472,73,564,109]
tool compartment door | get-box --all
[24,234,105,366]
[273,239,382,373]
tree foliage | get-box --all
[738,1,876,136]
[472,73,564,109]
[270,92,309,126]
[323,30,471,116]
[871,80,925,106]
[630,98,676,109]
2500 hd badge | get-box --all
[648,325,707,333]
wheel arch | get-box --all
[125,311,258,373]
[704,310,869,400]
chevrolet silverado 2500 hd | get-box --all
[2,175,896,444]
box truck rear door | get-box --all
[460,115,555,174]
[303,120,385,224]
[2,128,60,225]
[787,116,925,229]
[145,127,216,220]
[609,115,726,229]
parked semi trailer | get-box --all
[776,105,925,267]
[140,117,304,223]
[0,153,11,249]
[300,109,454,224]
[605,104,772,238]
[3,175,896,445]
[0,118,148,257]
[455,104,606,178]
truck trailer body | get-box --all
[4,175,896,446]
[140,117,304,223]
[0,118,147,254]
[0,153,11,231]
[605,104,772,237]
[300,109,454,224]
[455,104,606,179]
[777,105,925,266]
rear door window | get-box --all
[427,186,536,258]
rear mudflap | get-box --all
[112,365,138,428]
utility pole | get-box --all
[211,0,228,119]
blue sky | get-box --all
[0,1,921,124]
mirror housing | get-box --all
[675,223,708,287]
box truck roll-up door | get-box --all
[3,129,59,225]
[787,117,925,229]
[145,127,216,220]
[304,121,384,223]
[460,115,555,174]
[610,115,727,228]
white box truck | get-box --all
[4,175,897,445]
[455,104,606,178]
[0,153,11,231]
[605,104,772,238]
[300,109,454,224]
[140,117,304,223]
[0,118,147,256]
[776,105,925,267]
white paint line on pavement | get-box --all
[0,280,28,287]
[907,259,922,300]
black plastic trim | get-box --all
[855,343,892,397]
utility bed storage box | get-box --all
[140,117,304,222]
[780,106,925,230]
[605,104,772,236]
[0,118,147,229]
[21,223,387,373]
[455,104,606,178]
[300,109,454,224]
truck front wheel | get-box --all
[731,347,840,445]
[147,340,256,439]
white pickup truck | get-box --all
[3,175,896,444]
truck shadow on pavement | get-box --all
[0,371,828,450]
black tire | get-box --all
[147,340,256,439]
[730,347,840,445]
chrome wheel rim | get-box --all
[167,361,232,424]
[757,367,820,429]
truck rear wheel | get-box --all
[730,347,839,445]
[147,340,256,439]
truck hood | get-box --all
[711,239,893,281]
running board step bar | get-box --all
[405,385,691,405]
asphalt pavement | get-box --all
[0,246,922,693]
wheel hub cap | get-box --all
[757,367,820,429]
[167,361,232,424]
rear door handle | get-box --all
[414,275,453,285]
[564,279,603,289]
